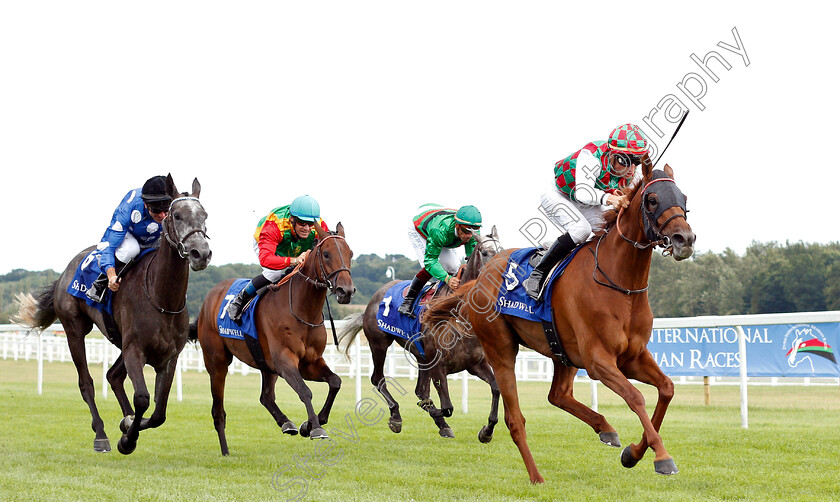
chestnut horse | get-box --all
[13,176,211,454]
[423,161,694,483]
[193,223,354,455]
[338,228,501,440]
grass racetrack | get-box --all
[1,359,838,501]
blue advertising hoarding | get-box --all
[647,322,840,377]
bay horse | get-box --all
[338,228,502,441]
[423,161,694,483]
[13,175,211,454]
[193,223,354,456]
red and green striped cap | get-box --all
[608,124,649,155]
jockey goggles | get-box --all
[615,152,642,168]
[146,201,170,214]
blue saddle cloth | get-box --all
[216,279,261,340]
[65,248,155,315]
[376,281,436,359]
[495,246,582,322]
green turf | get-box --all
[1,359,838,501]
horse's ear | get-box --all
[314,221,327,240]
[490,225,498,239]
[164,173,178,198]
[663,164,674,179]
[640,152,653,179]
[335,222,345,237]
[191,178,201,198]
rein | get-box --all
[144,196,208,314]
[285,234,352,329]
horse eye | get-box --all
[323,251,331,260]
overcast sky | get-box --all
[1,1,837,275]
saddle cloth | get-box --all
[495,246,582,322]
[217,279,261,340]
[376,280,440,359]
[65,248,155,315]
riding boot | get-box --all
[227,287,255,323]
[85,273,109,303]
[397,275,429,318]
[523,233,577,301]
[227,274,272,323]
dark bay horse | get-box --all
[338,228,501,440]
[423,162,695,483]
[193,223,354,455]
[13,175,211,454]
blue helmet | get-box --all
[289,195,320,223]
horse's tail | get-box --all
[421,279,478,329]
[11,281,59,332]
[187,320,198,343]
[338,312,365,360]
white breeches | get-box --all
[115,233,141,263]
[539,184,597,244]
[407,224,461,275]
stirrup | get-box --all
[86,279,108,303]
[227,295,246,322]
[523,273,546,301]
[397,299,417,318]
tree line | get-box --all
[2,240,838,324]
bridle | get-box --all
[162,196,210,259]
[593,175,688,295]
[289,233,352,327]
[145,196,209,314]
[616,177,687,255]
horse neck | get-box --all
[149,222,190,302]
[290,259,328,318]
[601,202,654,290]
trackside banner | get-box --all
[647,323,840,377]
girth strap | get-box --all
[244,334,273,374]
[542,314,573,367]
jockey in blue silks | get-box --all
[85,175,172,302]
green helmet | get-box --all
[289,195,320,223]
[454,205,482,228]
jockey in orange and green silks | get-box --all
[523,124,650,301]
[227,194,329,323]
[397,204,482,318]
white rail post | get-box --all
[590,378,599,412]
[737,325,748,428]
[461,371,469,414]
[37,334,44,395]
[355,333,362,403]
[102,340,108,400]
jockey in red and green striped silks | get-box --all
[523,124,649,301]
[397,204,482,318]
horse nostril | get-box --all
[190,249,201,260]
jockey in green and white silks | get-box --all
[523,124,648,300]
[397,204,482,318]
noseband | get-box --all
[162,196,210,259]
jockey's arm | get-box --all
[422,238,451,285]
[573,150,627,210]
[97,200,134,272]
[256,221,294,270]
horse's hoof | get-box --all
[388,419,402,433]
[299,421,311,438]
[309,427,328,439]
[281,421,299,435]
[599,431,621,447]
[439,427,454,439]
[119,415,135,433]
[478,426,493,444]
[620,446,640,469]
[654,458,679,475]
[116,435,136,455]
[93,438,111,453]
